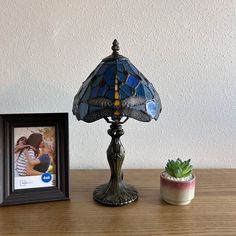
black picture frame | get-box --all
[0,113,69,206]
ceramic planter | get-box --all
[160,172,196,205]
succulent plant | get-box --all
[165,158,193,178]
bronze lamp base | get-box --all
[93,123,138,206]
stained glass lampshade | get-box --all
[73,40,162,206]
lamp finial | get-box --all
[111,39,119,54]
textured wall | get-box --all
[0,0,235,168]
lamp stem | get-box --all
[93,123,138,206]
[107,123,124,184]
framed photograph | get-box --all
[0,113,69,206]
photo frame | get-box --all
[0,113,69,206]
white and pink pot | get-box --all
[160,172,196,205]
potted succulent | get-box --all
[160,158,195,205]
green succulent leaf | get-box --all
[165,158,193,178]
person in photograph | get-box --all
[14,136,36,171]
[16,133,51,176]
[15,136,35,158]
[34,140,53,173]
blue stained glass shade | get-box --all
[73,54,162,123]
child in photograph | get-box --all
[16,133,51,176]
[34,141,52,173]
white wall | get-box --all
[0,0,235,169]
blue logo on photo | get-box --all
[41,173,52,183]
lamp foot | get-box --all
[93,181,138,206]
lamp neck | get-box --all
[108,123,124,138]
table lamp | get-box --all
[73,40,162,206]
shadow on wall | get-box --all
[0,72,72,113]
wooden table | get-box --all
[0,169,236,235]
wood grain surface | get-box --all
[0,169,236,236]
